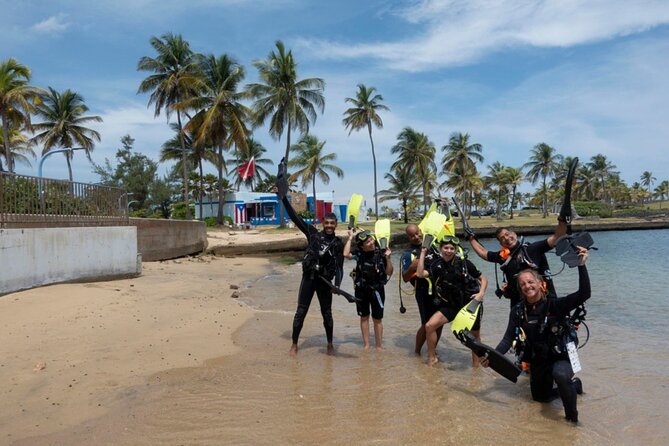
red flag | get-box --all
[238,157,255,180]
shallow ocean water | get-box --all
[19,229,669,445]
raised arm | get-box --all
[546,218,568,248]
[416,247,430,279]
[468,237,490,261]
[280,195,309,236]
[555,247,591,313]
[343,229,354,259]
[384,249,394,279]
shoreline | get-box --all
[206,217,669,256]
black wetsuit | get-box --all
[353,247,389,320]
[487,239,557,308]
[401,244,438,324]
[282,196,344,345]
[495,265,591,422]
[428,256,484,329]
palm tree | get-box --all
[377,168,422,223]
[441,132,484,214]
[640,171,656,203]
[503,166,523,219]
[160,123,215,219]
[288,134,343,209]
[31,87,102,181]
[342,84,389,220]
[230,137,273,191]
[390,127,436,213]
[179,53,249,224]
[655,180,669,208]
[137,33,201,219]
[485,161,508,220]
[523,143,562,218]
[587,154,617,204]
[442,163,483,216]
[0,58,43,172]
[0,127,35,169]
[246,41,325,227]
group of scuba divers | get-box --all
[274,158,593,424]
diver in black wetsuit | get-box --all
[482,246,591,423]
[466,218,568,308]
[274,160,344,357]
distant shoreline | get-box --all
[207,217,669,256]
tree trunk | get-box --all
[403,198,408,223]
[542,175,548,218]
[278,123,292,228]
[312,175,317,222]
[66,150,73,182]
[368,122,378,221]
[217,146,225,225]
[510,186,516,219]
[198,159,204,220]
[177,111,190,220]
[1,118,12,172]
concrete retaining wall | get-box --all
[0,227,140,296]
[131,218,207,261]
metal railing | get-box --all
[0,172,129,228]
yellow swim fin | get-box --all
[346,194,363,229]
[421,212,447,248]
[451,299,481,335]
[374,219,391,250]
[418,202,438,234]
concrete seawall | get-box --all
[0,227,140,296]
[131,218,207,261]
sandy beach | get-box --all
[0,252,275,443]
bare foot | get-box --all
[376,346,383,352]
[363,344,370,351]
[427,356,439,367]
[326,344,335,355]
[289,344,298,357]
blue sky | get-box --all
[4,0,669,206]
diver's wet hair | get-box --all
[515,268,547,297]
[323,212,338,222]
[495,227,510,240]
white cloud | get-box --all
[31,14,70,34]
[300,0,669,71]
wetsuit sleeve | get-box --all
[555,265,591,314]
[334,239,344,287]
[281,195,310,236]
[529,239,551,254]
[495,313,515,354]
[486,250,503,264]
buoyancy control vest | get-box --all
[354,248,387,290]
[511,299,579,362]
[429,256,481,308]
[302,232,343,280]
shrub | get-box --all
[574,201,613,218]
[203,216,218,227]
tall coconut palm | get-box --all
[31,87,102,181]
[523,143,562,218]
[390,127,436,213]
[587,154,617,204]
[485,161,508,220]
[179,53,249,224]
[160,123,215,219]
[441,132,484,214]
[230,137,273,191]
[0,58,42,172]
[137,33,201,219]
[342,84,389,220]
[442,163,483,216]
[288,134,343,209]
[640,171,656,196]
[503,166,523,219]
[246,41,325,226]
[377,169,422,223]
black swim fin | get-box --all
[559,158,578,224]
[275,157,289,199]
[318,276,360,303]
[555,232,596,267]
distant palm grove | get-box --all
[1,34,667,224]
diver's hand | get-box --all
[464,227,477,241]
[577,246,589,266]
[479,356,490,368]
[384,248,392,258]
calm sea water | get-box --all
[21,229,669,445]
